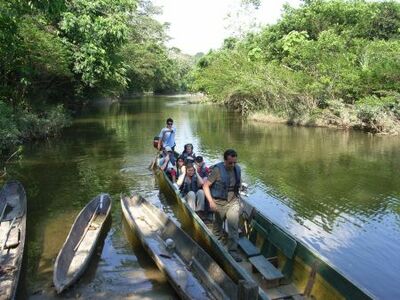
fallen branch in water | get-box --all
[0,148,22,178]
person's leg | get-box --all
[185,191,196,210]
[213,200,227,240]
[226,200,240,251]
[196,190,205,211]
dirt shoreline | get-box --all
[248,110,400,136]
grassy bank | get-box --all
[247,96,400,135]
[248,102,400,135]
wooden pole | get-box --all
[149,152,160,170]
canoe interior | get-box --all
[249,212,373,300]
[121,194,251,300]
[156,168,373,300]
[0,180,27,300]
[53,193,112,293]
[155,168,268,299]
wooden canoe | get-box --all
[53,193,112,293]
[155,166,374,300]
[0,180,27,300]
[121,194,258,300]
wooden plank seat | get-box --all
[238,237,260,257]
[249,255,284,281]
[248,218,298,282]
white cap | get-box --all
[164,146,172,152]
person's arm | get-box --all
[195,168,204,186]
[157,139,161,150]
[176,166,186,187]
[203,180,216,211]
[159,155,170,171]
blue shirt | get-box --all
[159,126,176,148]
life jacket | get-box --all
[180,175,199,196]
[210,162,241,200]
[181,151,196,162]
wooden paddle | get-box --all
[149,151,160,170]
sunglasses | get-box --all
[167,122,173,125]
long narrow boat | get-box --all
[121,194,258,300]
[53,193,112,293]
[155,166,374,300]
[0,180,27,300]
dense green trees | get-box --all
[0,0,192,154]
[192,0,400,134]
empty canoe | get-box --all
[0,180,27,300]
[53,193,112,293]
[121,194,258,300]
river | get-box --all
[9,95,400,299]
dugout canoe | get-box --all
[53,193,112,293]
[0,180,27,300]
[121,194,258,299]
[155,166,374,300]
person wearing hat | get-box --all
[158,118,176,151]
[195,156,210,180]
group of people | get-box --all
[156,118,243,262]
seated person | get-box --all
[158,146,177,182]
[176,156,186,178]
[172,156,186,189]
[181,143,196,163]
[194,156,210,180]
[176,163,205,215]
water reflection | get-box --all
[8,95,400,299]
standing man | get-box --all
[203,149,242,262]
[158,118,176,152]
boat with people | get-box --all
[152,144,374,300]
[121,193,258,300]
[53,193,112,293]
[0,180,27,300]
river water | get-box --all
[9,95,400,299]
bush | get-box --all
[0,101,20,153]
[191,0,400,134]
[1,101,71,154]
[17,105,71,140]
[356,95,400,133]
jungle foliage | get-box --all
[0,0,192,154]
[192,0,400,134]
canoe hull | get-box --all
[53,193,112,293]
[0,180,27,300]
[121,194,244,300]
[155,167,373,300]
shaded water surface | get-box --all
[7,95,400,299]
